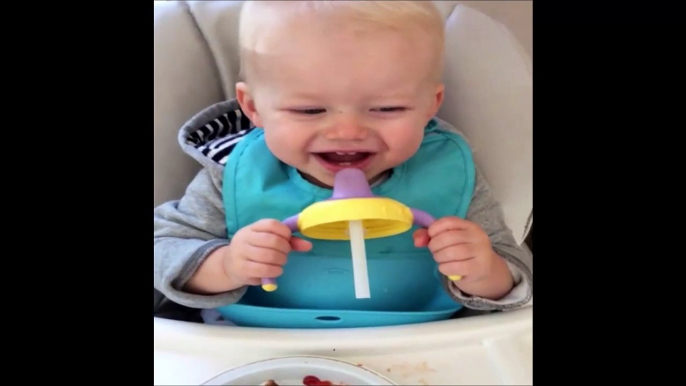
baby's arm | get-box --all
[441,167,533,310]
[154,167,246,309]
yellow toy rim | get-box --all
[297,197,413,240]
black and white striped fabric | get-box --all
[185,107,255,165]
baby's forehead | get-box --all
[240,2,442,54]
[250,34,435,86]
[253,12,428,50]
[239,1,444,83]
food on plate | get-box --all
[303,375,348,386]
[303,375,331,386]
[261,375,347,386]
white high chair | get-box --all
[154,1,532,384]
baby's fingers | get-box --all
[241,259,284,279]
[428,230,471,255]
[438,258,478,279]
[433,243,475,263]
[413,228,430,247]
[244,278,263,286]
[427,216,473,238]
[248,231,292,254]
[246,245,288,266]
[290,237,312,252]
[250,219,292,240]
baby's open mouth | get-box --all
[313,151,375,171]
[317,152,370,165]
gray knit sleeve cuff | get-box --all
[441,247,533,311]
[161,239,248,309]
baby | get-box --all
[154,1,532,325]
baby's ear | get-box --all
[236,82,263,127]
[428,83,445,118]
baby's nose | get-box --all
[325,121,369,141]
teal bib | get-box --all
[220,119,475,322]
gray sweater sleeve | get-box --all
[154,166,247,309]
[440,167,533,310]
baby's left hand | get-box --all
[413,216,502,283]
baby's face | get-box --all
[238,17,443,188]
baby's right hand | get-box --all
[223,219,312,287]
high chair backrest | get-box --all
[154,1,532,244]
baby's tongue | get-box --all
[321,152,368,163]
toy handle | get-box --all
[260,215,299,292]
[411,209,462,282]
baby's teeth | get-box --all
[336,152,345,155]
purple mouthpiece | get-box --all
[331,168,375,199]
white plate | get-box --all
[201,356,396,385]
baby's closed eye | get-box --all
[290,108,326,115]
[286,107,410,115]
[371,107,408,112]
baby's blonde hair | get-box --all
[238,0,445,81]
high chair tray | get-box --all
[215,299,462,329]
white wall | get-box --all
[458,1,532,58]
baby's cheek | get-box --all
[263,128,307,164]
[385,126,423,158]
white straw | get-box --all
[348,220,370,298]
